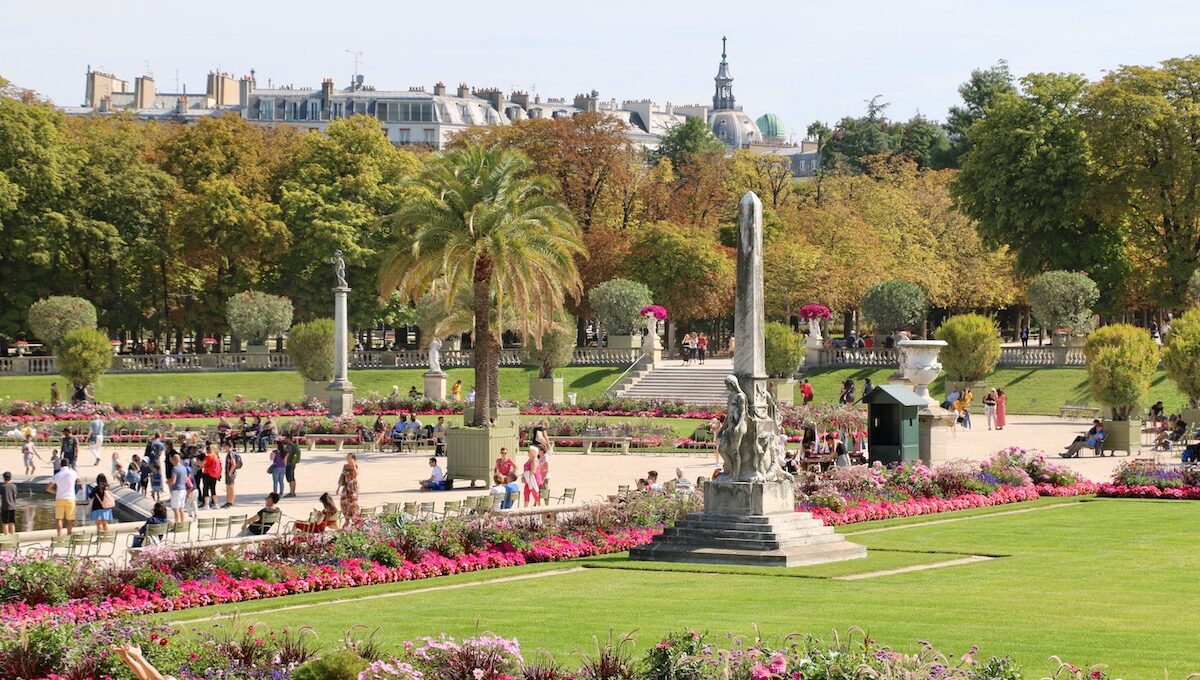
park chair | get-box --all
[441,500,462,518]
[136,522,171,548]
[617,484,631,495]
[196,517,218,541]
[358,506,378,519]
[213,517,232,539]
[382,502,401,515]
[68,532,94,558]
[696,476,707,488]
[93,531,118,560]
[472,496,492,513]
[0,534,19,555]
[490,494,505,511]
[41,535,72,559]
[226,515,247,535]
[418,501,435,518]
[402,502,418,519]
[168,520,192,542]
[553,488,577,505]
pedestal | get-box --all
[327,386,355,417]
[328,285,355,415]
[630,480,867,567]
[919,405,956,465]
[423,372,448,401]
[245,344,271,370]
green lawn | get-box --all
[163,498,1200,676]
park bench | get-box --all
[1059,401,1102,419]
[550,435,632,455]
[297,433,361,452]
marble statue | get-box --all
[332,250,348,289]
[428,337,443,374]
[716,376,748,479]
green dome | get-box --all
[756,113,785,141]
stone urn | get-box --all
[896,339,947,406]
[804,318,824,350]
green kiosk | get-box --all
[862,385,924,465]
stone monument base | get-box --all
[630,481,866,567]
[919,405,956,465]
[423,372,447,401]
[327,384,355,417]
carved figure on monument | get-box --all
[428,337,443,375]
[716,376,748,480]
[331,250,348,289]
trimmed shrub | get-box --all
[860,280,927,332]
[588,278,652,336]
[293,649,369,680]
[287,319,349,382]
[226,291,293,346]
[1163,308,1200,408]
[27,296,97,351]
[523,320,577,379]
[764,321,804,379]
[1027,271,1098,335]
[1084,324,1159,420]
[935,314,1001,382]
[57,328,112,389]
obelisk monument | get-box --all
[631,192,866,566]
[328,250,355,416]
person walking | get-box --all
[60,427,79,469]
[521,446,542,507]
[21,434,42,475]
[337,452,359,526]
[166,453,189,524]
[87,473,114,532]
[88,414,105,466]
[800,379,814,405]
[283,434,302,498]
[983,389,998,430]
[995,389,1008,430]
[452,379,463,402]
[697,333,709,365]
[269,442,287,497]
[1019,326,1029,348]
[1,472,16,535]
[47,462,80,535]
[223,442,241,508]
[199,444,222,510]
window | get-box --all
[287,101,300,120]
[396,129,410,143]
[258,99,274,120]
[423,128,436,145]
[330,101,345,119]
[308,101,320,120]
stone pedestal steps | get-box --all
[631,511,867,567]
[618,364,733,404]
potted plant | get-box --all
[588,278,651,349]
[27,296,98,352]
[226,291,293,368]
[1084,323,1159,455]
[860,280,928,344]
[523,320,576,404]
[798,304,831,350]
[287,319,350,403]
[764,321,803,404]
[1027,271,1098,355]
[58,328,113,400]
[202,337,219,354]
[935,314,1001,411]
[109,339,122,356]
[1162,308,1200,427]
[13,340,28,356]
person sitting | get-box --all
[490,473,507,505]
[391,416,408,452]
[257,416,277,452]
[244,492,281,535]
[502,471,520,509]
[646,470,663,491]
[782,449,800,475]
[673,467,694,493]
[635,478,650,492]
[1063,420,1105,458]
[419,457,446,490]
[130,501,169,548]
[407,386,420,399]
[294,492,339,533]
[1155,418,1188,450]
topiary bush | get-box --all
[287,319,349,382]
[523,320,577,379]
[27,296,97,351]
[57,328,112,391]
[764,321,804,379]
[1162,308,1200,408]
[292,648,369,680]
[226,291,293,346]
[1084,324,1159,420]
[588,278,652,336]
[1027,271,1098,335]
[935,314,1001,382]
[860,280,928,333]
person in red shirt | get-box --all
[800,378,814,404]
[199,444,223,510]
[494,447,516,478]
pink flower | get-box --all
[751,664,771,680]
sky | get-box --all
[3,0,1198,139]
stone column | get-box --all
[327,284,355,416]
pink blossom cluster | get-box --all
[0,527,658,627]
[807,486,1041,526]
[640,305,668,319]
[1096,483,1200,499]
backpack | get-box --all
[233,452,243,470]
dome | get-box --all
[709,109,763,148]
[756,113,785,141]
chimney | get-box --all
[433,81,446,96]
[573,90,598,113]
[321,78,334,112]
[457,82,470,98]
[239,76,253,112]
[98,95,110,113]
[510,90,529,110]
[176,95,188,114]
[478,88,504,113]
[133,76,155,109]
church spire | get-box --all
[713,36,735,111]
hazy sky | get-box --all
[3,0,1197,138]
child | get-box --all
[110,449,121,478]
[125,460,141,490]
[150,463,164,502]
[113,463,126,488]
[49,448,62,471]
[22,435,42,475]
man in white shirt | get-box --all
[47,464,80,535]
[88,415,105,466]
[420,457,446,490]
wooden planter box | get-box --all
[767,378,795,405]
[1102,419,1141,456]
[445,424,519,488]
[529,377,564,404]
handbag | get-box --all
[100,490,115,509]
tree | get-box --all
[226,291,293,346]
[27,296,97,350]
[860,280,928,333]
[764,322,803,379]
[1026,271,1098,335]
[287,318,347,382]
[1084,324,1159,420]
[57,327,112,391]
[653,117,723,169]
[523,320,577,379]
[588,278,652,336]
[944,61,1016,166]
[625,222,735,324]
[954,73,1126,295]
[895,114,950,169]
[935,314,1001,382]
[1162,309,1200,408]
[379,144,583,426]
[763,239,822,320]
[728,151,795,209]
[1085,57,1200,309]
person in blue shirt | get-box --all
[502,471,520,509]
[167,453,189,523]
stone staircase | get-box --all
[616,359,733,404]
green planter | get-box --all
[462,404,520,427]
[529,377,564,404]
[1102,419,1142,456]
[445,424,519,488]
[767,378,795,405]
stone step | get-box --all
[629,539,867,568]
[678,512,823,528]
[663,522,833,542]
[658,532,845,552]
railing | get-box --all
[824,347,899,367]
[997,347,1057,366]
[0,347,640,376]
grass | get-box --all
[163,498,1200,676]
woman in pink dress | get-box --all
[522,446,542,507]
[994,389,1007,430]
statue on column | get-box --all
[332,250,348,288]
[428,337,443,374]
[716,376,748,481]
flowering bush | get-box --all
[639,305,668,320]
[797,304,832,320]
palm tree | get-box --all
[380,144,584,425]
